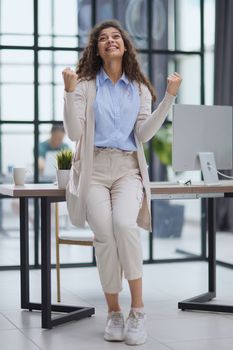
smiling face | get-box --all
[97,27,126,63]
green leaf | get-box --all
[152,124,172,166]
[56,150,73,170]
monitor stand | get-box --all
[198,152,219,185]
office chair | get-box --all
[55,203,94,302]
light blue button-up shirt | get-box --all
[93,67,140,151]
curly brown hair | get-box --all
[76,19,156,102]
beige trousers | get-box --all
[86,147,144,293]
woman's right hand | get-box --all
[62,67,78,92]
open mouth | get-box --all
[105,46,119,52]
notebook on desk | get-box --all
[216,180,233,186]
[43,151,57,177]
[152,180,233,187]
[151,181,204,186]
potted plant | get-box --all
[150,123,185,238]
[56,150,73,189]
[152,122,172,172]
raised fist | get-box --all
[62,67,78,92]
[166,72,182,96]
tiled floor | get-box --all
[1,262,233,349]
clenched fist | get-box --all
[166,72,182,96]
[62,67,78,92]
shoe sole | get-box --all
[125,334,147,346]
[104,333,125,342]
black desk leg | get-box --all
[40,197,95,329]
[178,198,216,311]
[208,197,216,295]
[19,197,30,309]
[41,197,52,329]
[178,197,233,313]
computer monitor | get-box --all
[172,104,233,184]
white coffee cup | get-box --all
[13,168,29,186]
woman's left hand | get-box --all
[166,72,182,96]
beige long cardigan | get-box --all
[63,79,175,231]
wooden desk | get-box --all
[1,180,233,327]
[0,184,95,329]
[150,179,233,199]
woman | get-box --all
[62,19,182,346]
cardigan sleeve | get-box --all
[135,84,175,143]
[63,80,87,142]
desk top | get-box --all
[0,184,65,197]
[150,180,233,195]
[1,180,233,198]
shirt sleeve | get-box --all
[38,142,46,158]
[63,80,87,142]
[135,84,176,143]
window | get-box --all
[0,0,216,268]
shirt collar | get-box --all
[120,71,130,85]
[97,67,130,87]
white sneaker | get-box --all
[104,311,125,342]
[125,310,147,346]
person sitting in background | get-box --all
[38,123,69,176]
